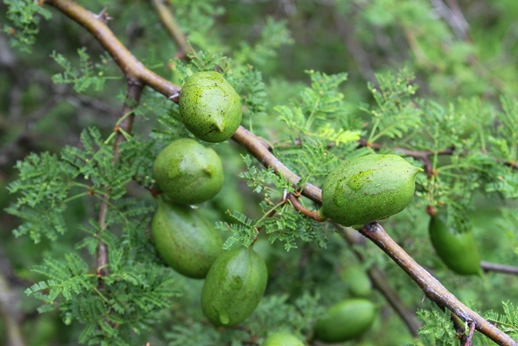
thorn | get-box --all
[94,7,112,23]
[169,92,180,101]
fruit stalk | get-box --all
[360,222,518,346]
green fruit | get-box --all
[263,332,305,346]
[152,198,223,279]
[314,299,376,343]
[179,71,242,143]
[153,138,224,205]
[201,247,268,327]
[341,266,372,298]
[320,154,422,227]
[429,213,482,276]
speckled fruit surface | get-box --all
[152,138,224,205]
[201,247,267,327]
[152,198,223,279]
[179,71,242,143]
[320,154,422,227]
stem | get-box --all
[151,0,193,59]
[232,126,322,203]
[360,222,517,346]
[481,262,518,275]
[287,193,324,222]
[337,225,422,337]
[48,0,180,98]
[96,83,143,278]
[0,273,25,346]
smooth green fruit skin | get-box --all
[179,71,242,143]
[429,214,482,276]
[201,247,268,327]
[314,299,376,343]
[341,266,372,298]
[321,154,422,227]
[152,198,223,279]
[153,138,224,205]
[263,332,305,346]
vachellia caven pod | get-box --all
[314,298,376,343]
[179,71,242,143]
[429,212,482,276]
[319,154,422,228]
[341,265,372,298]
[262,332,305,346]
[201,247,268,327]
[152,198,223,279]
[153,138,224,205]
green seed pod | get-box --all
[153,138,224,205]
[152,198,223,279]
[314,299,376,343]
[263,332,305,346]
[201,247,268,327]
[429,213,482,276]
[341,265,372,298]
[320,154,422,227]
[179,71,242,143]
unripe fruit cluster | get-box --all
[151,136,267,328]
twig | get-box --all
[368,264,422,336]
[48,0,180,99]
[337,225,422,337]
[360,222,517,346]
[430,0,471,42]
[287,193,324,222]
[96,82,143,278]
[232,127,322,203]
[331,7,375,82]
[464,321,477,346]
[358,139,455,177]
[481,262,518,275]
[0,273,25,346]
[151,0,193,59]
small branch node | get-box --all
[94,7,112,23]
[463,321,476,346]
[287,193,324,222]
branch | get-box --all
[360,222,517,346]
[232,127,322,203]
[481,262,518,276]
[0,268,25,346]
[287,193,324,222]
[151,0,193,60]
[96,81,143,278]
[336,225,422,337]
[48,0,180,98]
[0,273,25,346]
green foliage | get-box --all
[364,68,422,142]
[51,49,115,93]
[234,17,293,72]
[415,307,458,346]
[3,0,51,51]
[5,126,181,344]
[2,0,518,345]
[485,301,518,338]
